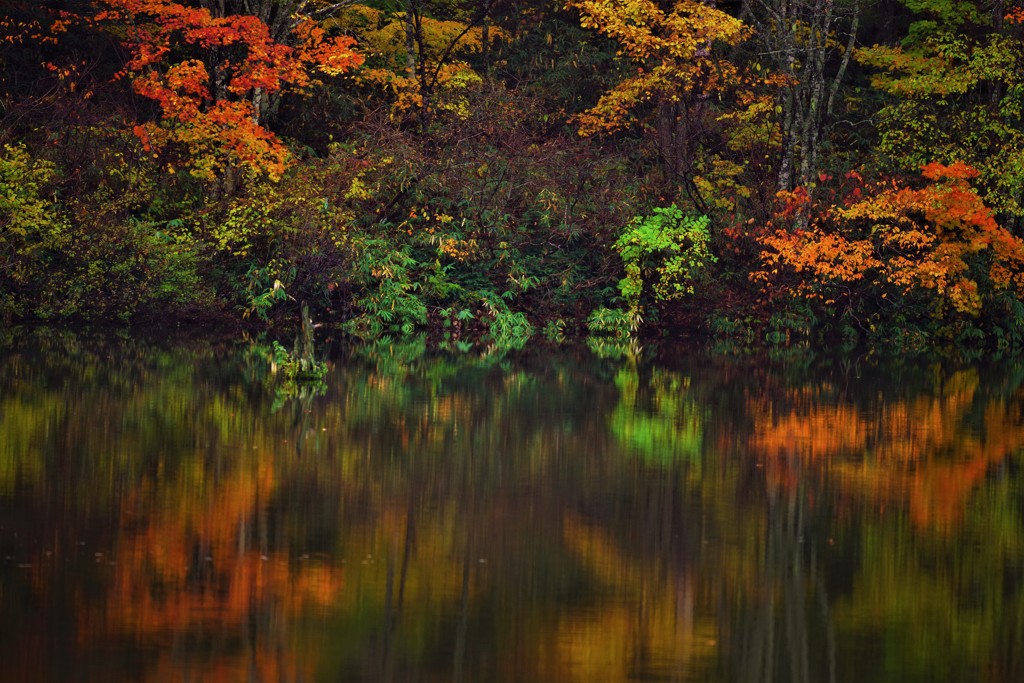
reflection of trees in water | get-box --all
[727,481,835,683]
[4,336,1024,682]
[313,353,716,682]
[713,356,1024,683]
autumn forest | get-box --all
[3,0,1024,350]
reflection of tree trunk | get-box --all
[398,494,416,614]
[454,434,480,683]
[731,482,832,683]
[781,490,810,683]
[736,595,774,683]
[453,524,472,683]
[628,462,696,678]
[818,564,838,683]
[382,553,396,682]
[382,493,417,682]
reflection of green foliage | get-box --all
[609,367,703,465]
[586,335,638,360]
[542,318,566,344]
[355,334,429,373]
[831,515,1004,682]
[242,338,328,410]
[828,462,1024,682]
[586,307,642,360]
[0,398,46,495]
[0,329,234,503]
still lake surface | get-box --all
[2,329,1023,682]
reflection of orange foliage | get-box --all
[77,456,343,682]
[747,375,1024,531]
[750,400,867,460]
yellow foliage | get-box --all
[433,234,481,262]
[566,0,748,135]
[694,157,750,212]
[337,5,503,118]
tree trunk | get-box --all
[404,0,418,81]
[756,0,860,195]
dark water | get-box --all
[2,330,1023,683]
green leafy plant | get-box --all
[614,206,716,328]
[765,300,816,346]
[242,264,293,322]
[254,304,328,407]
[542,318,566,344]
[586,307,634,338]
[480,293,534,352]
[344,238,428,338]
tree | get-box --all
[742,0,860,193]
[336,0,502,123]
[856,0,1024,219]
[96,0,363,182]
[755,162,1024,324]
[565,0,748,202]
[0,143,69,321]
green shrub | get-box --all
[614,205,716,327]
[0,143,70,320]
[586,306,634,338]
[480,293,533,351]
